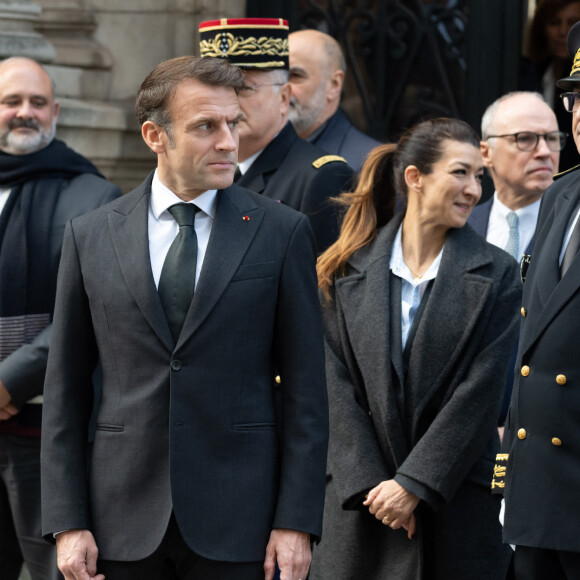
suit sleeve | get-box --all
[271,215,329,539]
[41,221,99,539]
[321,283,393,510]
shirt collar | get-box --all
[389,224,443,285]
[150,169,218,221]
[491,191,542,228]
[238,148,265,175]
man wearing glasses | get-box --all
[471,91,563,265]
[199,18,354,253]
[501,22,580,580]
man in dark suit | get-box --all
[288,29,380,172]
[41,55,328,580]
[199,18,354,253]
[0,57,121,580]
[469,91,562,430]
[471,91,562,263]
[501,22,580,579]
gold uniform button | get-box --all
[517,428,527,440]
[552,437,562,446]
[275,375,281,384]
[521,365,530,377]
[521,307,527,317]
[556,374,567,385]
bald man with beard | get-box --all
[288,29,380,171]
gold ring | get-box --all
[382,515,391,524]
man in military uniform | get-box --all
[199,18,354,252]
[288,29,380,172]
[501,22,580,580]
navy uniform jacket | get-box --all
[503,165,580,552]
[238,122,354,252]
[310,110,381,172]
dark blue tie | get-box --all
[158,203,199,343]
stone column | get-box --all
[0,0,55,61]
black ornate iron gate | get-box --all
[246,0,528,143]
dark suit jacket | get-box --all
[238,122,354,252]
[310,218,520,580]
[504,166,580,552]
[41,176,329,562]
[310,110,381,172]
[0,173,121,408]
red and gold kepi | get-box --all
[199,17,289,69]
[557,21,580,88]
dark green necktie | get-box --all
[158,203,199,343]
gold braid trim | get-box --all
[200,33,289,59]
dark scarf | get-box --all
[0,139,101,434]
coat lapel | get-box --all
[337,216,410,465]
[237,123,297,195]
[175,185,263,349]
[523,187,580,351]
[108,176,174,351]
[404,227,495,415]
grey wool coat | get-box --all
[310,215,521,580]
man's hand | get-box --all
[264,529,311,580]
[363,479,419,539]
[56,529,104,580]
[0,403,19,421]
[0,379,11,408]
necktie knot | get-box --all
[506,211,519,228]
[168,203,198,228]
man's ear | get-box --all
[326,69,344,102]
[480,140,494,169]
[279,82,292,114]
[142,121,166,155]
[404,165,422,193]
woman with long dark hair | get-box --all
[311,118,520,579]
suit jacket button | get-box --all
[171,360,182,371]
[521,307,526,317]
[521,365,530,377]
[275,375,281,384]
[556,374,567,385]
[517,428,527,440]
[552,437,562,446]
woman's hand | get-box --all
[363,479,420,539]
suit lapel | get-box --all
[523,188,580,351]
[108,177,174,351]
[175,186,263,349]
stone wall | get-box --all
[0,0,245,191]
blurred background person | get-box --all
[311,118,521,580]
[288,29,380,172]
[525,0,580,170]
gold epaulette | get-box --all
[554,164,580,180]
[312,155,347,169]
[491,453,509,493]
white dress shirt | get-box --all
[237,148,264,177]
[486,192,541,262]
[0,188,11,215]
[390,225,443,349]
[148,170,217,289]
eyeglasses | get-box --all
[561,92,580,113]
[238,83,285,97]
[485,131,567,152]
